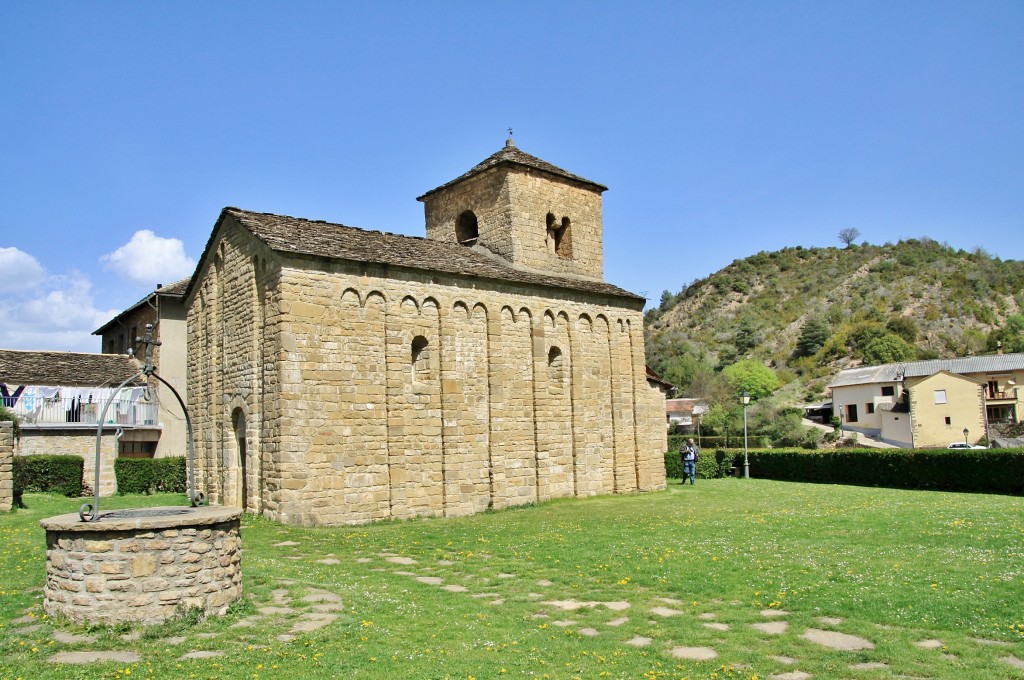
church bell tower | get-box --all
[418,137,607,281]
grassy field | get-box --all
[1,479,1023,679]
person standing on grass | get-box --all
[680,437,699,485]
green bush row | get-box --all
[663,449,737,480]
[114,457,187,495]
[719,447,1024,495]
[13,455,84,498]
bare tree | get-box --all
[838,227,861,247]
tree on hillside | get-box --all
[794,317,830,358]
[988,315,1024,353]
[861,334,916,365]
[838,227,861,247]
[722,359,780,400]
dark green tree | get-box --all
[794,317,830,358]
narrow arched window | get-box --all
[411,335,431,382]
[548,346,565,394]
[546,213,572,258]
[456,210,479,246]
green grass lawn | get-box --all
[1,479,1023,679]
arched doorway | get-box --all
[231,407,247,510]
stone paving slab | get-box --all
[650,606,683,617]
[850,662,889,670]
[625,635,651,647]
[51,630,97,644]
[769,672,810,680]
[704,622,730,631]
[668,646,718,660]
[816,616,843,626]
[769,655,796,665]
[1001,656,1024,670]
[180,650,224,659]
[761,609,790,617]
[752,621,789,635]
[578,628,599,637]
[49,651,142,664]
[303,589,342,604]
[801,628,874,650]
[606,616,629,627]
[916,639,944,649]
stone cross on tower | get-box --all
[135,323,161,376]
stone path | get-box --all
[15,541,1022,677]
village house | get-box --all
[829,353,1024,448]
[185,139,668,525]
[0,349,147,495]
[94,278,191,460]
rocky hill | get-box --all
[644,238,1024,402]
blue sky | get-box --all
[2,1,1022,352]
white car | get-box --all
[947,442,986,449]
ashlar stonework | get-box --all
[185,140,667,525]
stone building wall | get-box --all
[1,421,13,511]
[15,428,119,496]
[188,227,665,526]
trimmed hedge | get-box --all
[663,448,737,480]
[724,447,1024,495]
[114,457,187,495]
[13,455,84,498]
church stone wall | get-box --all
[188,240,664,526]
[187,220,275,515]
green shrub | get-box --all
[114,457,187,495]
[730,448,1024,495]
[13,455,84,498]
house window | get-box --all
[865,403,875,415]
[934,390,947,404]
[411,336,431,382]
[118,441,156,459]
[455,211,479,246]
[846,404,858,423]
[945,416,952,425]
[881,386,895,397]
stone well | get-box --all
[41,505,242,625]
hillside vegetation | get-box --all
[645,238,1024,403]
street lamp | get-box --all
[963,427,969,446]
[741,391,751,479]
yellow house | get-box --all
[829,353,1024,448]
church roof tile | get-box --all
[219,207,643,301]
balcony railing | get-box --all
[987,388,1018,401]
[2,395,158,428]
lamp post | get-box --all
[741,391,751,479]
[963,427,969,447]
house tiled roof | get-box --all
[828,352,1024,389]
[0,350,142,387]
[217,208,643,301]
[417,140,608,200]
[93,276,191,336]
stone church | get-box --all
[185,140,667,526]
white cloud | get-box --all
[100,230,196,286]
[0,247,46,291]
[0,268,121,353]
